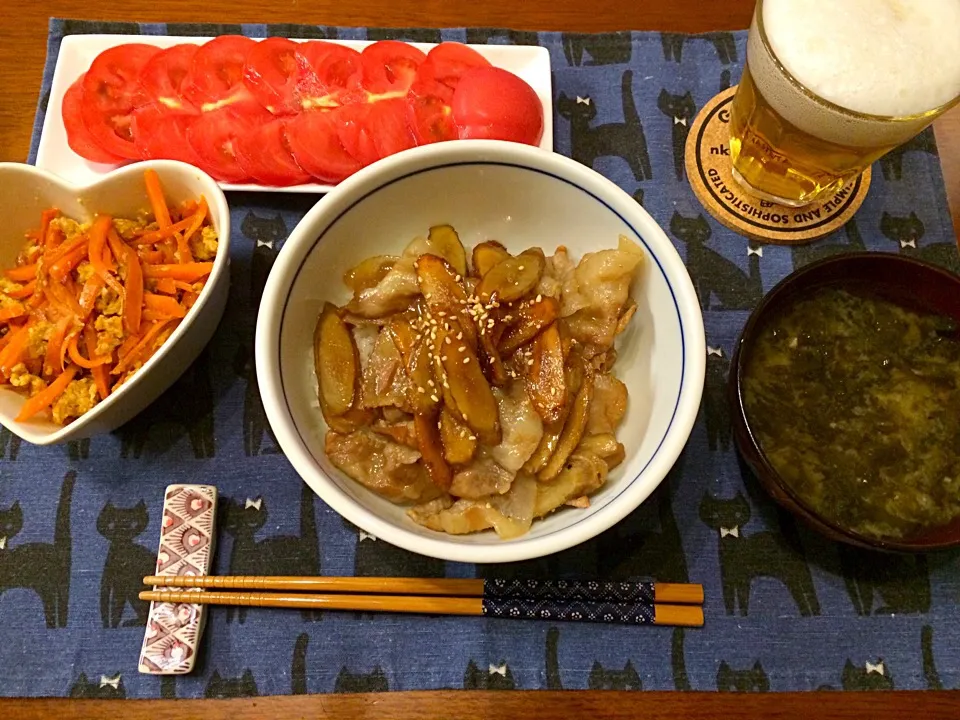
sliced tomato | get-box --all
[80,44,161,159]
[297,41,364,109]
[407,77,457,145]
[451,67,544,146]
[62,76,123,164]
[186,107,265,182]
[243,37,311,115]
[421,43,491,90]
[365,98,417,158]
[182,35,259,113]
[139,43,199,114]
[286,110,362,183]
[360,40,426,96]
[131,104,202,165]
[234,118,312,186]
[336,103,380,166]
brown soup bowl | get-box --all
[729,252,960,553]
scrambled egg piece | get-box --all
[9,363,46,395]
[94,315,124,357]
[52,378,98,424]
[27,321,54,360]
[0,277,24,295]
[0,278,26,318]
[76,261,95,284]
[113,214,155,241]
[190,226,219,261]
[50,217,85,239]
[96,287,123,316]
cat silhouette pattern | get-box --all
[561,32,632,66]
[671,212,763,311]
[557,71,652,182]
[819,660,894,691]
[839,548,930,615]
[545,627,562,689]
[922,626,955,690]
[792,218,865,271]
[881,210,960,273]
[0,426,21,461]
[699,492,821,616]
[465,28,538,46]
[0,471,74,628]
[703,346,732,452]
[657,89,697,181]
[717,661,769,692]
[98,500,155,628]
[221,482,320,622]
[879,127,937,181]
[588,661,641,690]
[205,669,258,698]
[346,519,446,578]
[335,665,389,693]
[464,660,516,690]
[661,32,738,65]
[69,672,126,698]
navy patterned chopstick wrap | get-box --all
[2,17,959,697]
[482,596,657,625]
[484,578,655,604]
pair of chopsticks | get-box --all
[141,576,704,627]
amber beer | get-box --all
[729,0,960,207]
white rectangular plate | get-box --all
[37,34,554,194]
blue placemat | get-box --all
[2,18,958,698]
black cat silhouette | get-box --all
[703,32,738,65]
[661,33,685,62]
[633,188,645,207]
[882,211,960,273]
[658,90,696,181]
[221,482,320,622]
[160,676,176,699]
[673,628,691,691]
[704,347,731,452]
[671,212,763,311]
[366,27,442,44]
[118,346,215,459]
[267,24,334,39]
[98,500,155,628]
[347,519,445,577]
[838,548,930,615]
[562,31,632,66]
[0,471,74,628]
[465,28,538,46]
[67,438,90,461]
[291,633,309,694]
[0,426,21,460]
[879,127,938,181]
[235,212,287,457]
[720,69,732,93]
[717,660,769,692]
[792,218,865,270]
[557,71,652,182]
[69,672,125,698]
[826,660,894,691]
[464,660,516,690]
[922,626,953,690]
[205,669,258,698]
[699,492,821,616]
[597,453,689,583]
[545,627,562,689]
[588,660,641,690]
[335,665,389,693]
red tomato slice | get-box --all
[365,98,418,158]
[336,104,380,167]
[407,77,457,145]
[182,35,259,113]
[243,37,311,116]
[186,107,264,183]
[298,41,364,103]
[421,43,491,90]
[234,118,312,186]
[360,40,426,95]
[131,103,202,165]
[139,44,199,114]
[62,75,123,164]
[286,111,362,183]
[81,44,161,159]
[451,67,544,146]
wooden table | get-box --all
[2,1,959,717]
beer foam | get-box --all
[763,0,960,117]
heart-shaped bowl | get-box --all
[0,160,230,445]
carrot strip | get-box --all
[0,306,26,322]
[83,324,111,399]
[15,364,79,421]
[160,240,177,264]
[5,264,37,282]
[0,323,33,376]
[112,319,172,375]
[145,169,172,228]
[39,209,58,250]
[78,274,106,316]
[89,217,125,297]
[67,330,110,369]
[138,248,166,264]
[116,331,140,360]
[44,231,87,266]
[49,242,89,281]
[152,277,178,294]
[143,263,214,282]
[106,228,129,264]
[124,244,144,335]
[45,279,84,320]
[133,216,194,246]
[7,280,36,299]
[143,293,186,318]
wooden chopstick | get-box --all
[142,575,704,605]
[138,589,705,627]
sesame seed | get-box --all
[536,294,542,303]
[456,331,463,340]
[550,388,557,396]
[469,435,477,441]
[518,265,525,270]
[427,379,435,387]
[417,387,426,394]
[430,394,440,402]
[429,318,437,325]
[527,359,534,366]
[454,274,461,282]
[437,311,446,317]
[458,345,466,353]
[463,357,470,364]
[487,319,495,328]
[424,293,432,299]
[441,355,448,361]
[445,337,452,345]
[443,380,450,389]
[462,413,469,421]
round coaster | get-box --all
[684,86,871,245]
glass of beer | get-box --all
[729,0,960,207]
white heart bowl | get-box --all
[0,160,230,445]
[256,140,705,563]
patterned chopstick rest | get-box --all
[138,485,217,675]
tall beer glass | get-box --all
[729,0,960,207]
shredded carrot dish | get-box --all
[0,169,218,424]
